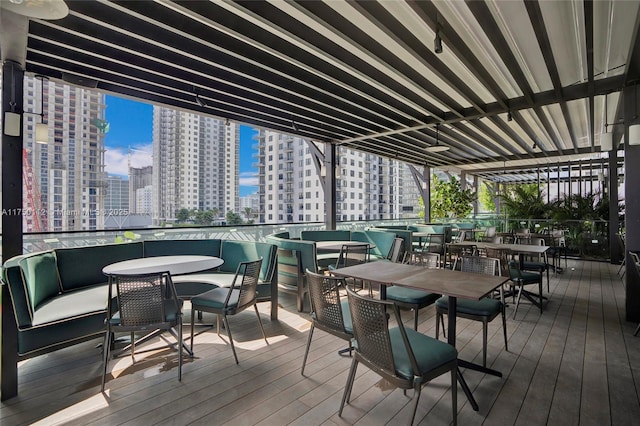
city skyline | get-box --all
[103,95,259,197]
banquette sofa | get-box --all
[266,229,398,311]
[1,239,278,364]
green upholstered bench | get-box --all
[2,242,144,359]
[1,238,278,391]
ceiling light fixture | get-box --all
[507,111,513,122]
[425,124,449,152]
[292,119,299,132]
[35,75,49,144]
[195,93,207,108]
[434,15,443,54]
[532,142,537,150]
[1,0,69,19]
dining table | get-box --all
[315,240,376,252]
[332,260,508,411]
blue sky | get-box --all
[103,95,259,196]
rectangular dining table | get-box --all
[332,260,508,411]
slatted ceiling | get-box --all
[2,1,637,171]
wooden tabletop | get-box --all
[452,241,549,254]
[315,240,376,251]
[332,260,507,301]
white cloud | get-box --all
[105,144,152,176]
[239,171,258,187]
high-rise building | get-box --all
[136,185,153,215]
[256,129,416,224]
[152,107,239,225]
[104,175,129,211]
[22,77,107,232]
[129,165,152,214]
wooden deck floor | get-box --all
[2,260,640,425]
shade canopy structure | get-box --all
[1,0,639,171]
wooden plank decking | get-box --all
[1,260,639,425]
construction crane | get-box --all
[22,149,47,232]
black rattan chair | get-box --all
[387,252,442,331]
[340,287,458,425]
[435,256,507,368]
[189,259,267,364]
[102,271,183,391]
[301,270,353,376]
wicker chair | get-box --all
[189,259,267,364]
[520,237,550,291]
[301,270,353,376]
[334,243,370,268]
[101,271,183,391]
[387,237,405,263]
[386,252,442,331]
[508,257,545,319]
[340,287,458,425]
[435,256,508,368]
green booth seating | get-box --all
[1,238,278,398]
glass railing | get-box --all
[1,216,616,261]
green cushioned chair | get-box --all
[189,259,267,364]
[301,270,353,376]
[508,258,546,319]
[340,287,457,425]
[435,256,508,368]
[386,252,441,331]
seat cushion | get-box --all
[389,327,457,380]
[522,261,546,271]
[386,287,439,305]
[191,288,239,312]
[513,269,542,284]
[340,300,353,334]
[435,296,501,317]
[32,283,109,326]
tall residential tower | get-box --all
[152,107,239,225]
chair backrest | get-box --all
[388,238,404,263]
[346,287,399,377]
[460,256,497,276]
[113,272,178,327]
[483,247,511,276]
[306,270,351,336]
[335,244,370,268]
[229,258,263,311]
[410,251,440,268]
[530,237,545,246]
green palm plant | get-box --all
[500,184,547,219]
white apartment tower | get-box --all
[22,77,107,232]
[129,165,152,214]
[152,107,239,225]
[257,130,408,224]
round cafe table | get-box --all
[103,255,223,276]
